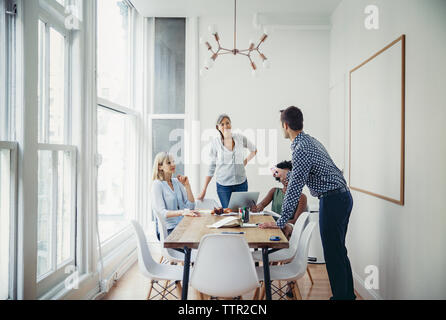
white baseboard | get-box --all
[353,271,382,300]
[100,250,137,295]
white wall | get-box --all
[197,11,330,207]
[329,0,446,299]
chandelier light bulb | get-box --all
[251,69,258,78]
[205,41,212,51]
[248,39,255,50]
[263,60,271,69]
[208,24,218,35]
[201,0,271,76]
[206,58,214,69]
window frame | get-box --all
[0,141,18,300]
[35,0,78,297]
[1,0,17,142]
[147,17,197,223]
[38,13,72,145]
[95,0,139,249]
[35,144,77,295]
[0,0,18,300]
[96,0,133,109]
[96,100,138,250]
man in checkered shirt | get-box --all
[259,106,356,300]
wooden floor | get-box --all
[103,262,362,300]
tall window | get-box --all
[36,0,77,292]
[97,0,130,107]
[151,18,186,176]
[97,0,136,244]
[0,0,17,300]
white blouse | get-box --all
[207,133,257,186]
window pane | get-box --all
[97,107,133,242]
[38,24,67,144]
[49,28,65,144]
[37,149,75,277]
[0,2,6,141]
[57,151,73,266]
[154,18,186,114]
[1,0,16,141]
[97,0,130,106]
[37,150,53,277]
[152,120,185,175]
[0,149,11,300]
[38,20,46,143]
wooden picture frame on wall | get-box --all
[349,35,406,206]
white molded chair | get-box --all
[131,220,185,300]
[190,234,260,299]
[153,210,197,264]
[195,198,220,210]
[252,211,310,264]
[256,221,317,300]
[253,211,315,285]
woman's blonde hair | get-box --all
[152,152,173,181]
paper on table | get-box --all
[220,212,265,217]
[207,217,241,229]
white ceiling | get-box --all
[129,0,342,18]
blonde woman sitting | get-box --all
[151,152,200,240]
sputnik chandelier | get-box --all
[200,0,270,77]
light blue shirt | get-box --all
[151,178,195,231]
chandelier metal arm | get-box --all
[202,0,270,73]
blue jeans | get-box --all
[319,190,356,300]
[216,179,248,208]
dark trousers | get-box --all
[216,179,248,208]
[319,191,356,300]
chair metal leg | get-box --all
[307,266,314,285]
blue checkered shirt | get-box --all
[277,132,348,228]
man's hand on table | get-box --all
[259,221,293,240]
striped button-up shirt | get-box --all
[277,132,347,228]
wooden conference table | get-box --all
[164,213,289,300]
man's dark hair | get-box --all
[280,106,304,131]
[275,161,292,182]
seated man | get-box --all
[251,160,307,225]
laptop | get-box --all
[227,192,260,212]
